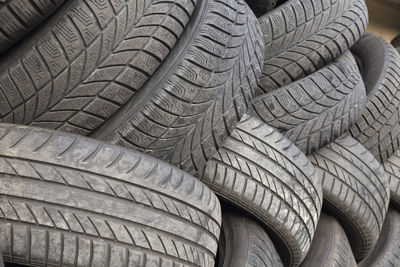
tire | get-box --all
[93,0,264,176]
[0,124,221,267]
[309,134,390,261]
[349,33,400,163]
[256,0,368,93]
[359,208,400,267]
[217,209,283,267]
[0,0,66,54]
[300,213,357,267]
[245,0,277,17]
[383,150,400,208]
[199,114,323,267]
[0,0,197,133]
[250,51,366,155]
[392,34,400,48]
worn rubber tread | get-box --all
[245,0,277,17]
[217,210,283,267]
[0,0,197,135]
[0,124,221,267]
[359,208,400,267]
[384,150,400,207]
[256,0,368,93]
[309,134,390,261]
[93,0,265,176]
[0,0,66,54]
[300,213,357,267]
[199,114,322,267]
[250,51,366,155]
[350,33,400,163]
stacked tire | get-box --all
[0,0,399,267]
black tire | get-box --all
[245,0,277,17]
[94,0,264,176]
[0,0,66,54]
[0,124,221,267]
[392,34,400,48]
[350,33,400,163]
[0,0,197,133]
[256,0,368,93]
[199,114,323,267]
[359,208,400,267]
[300,213,357,267]
[217,210,283,267]
[385,150,400,208]
[250,51,366,155]
[309,134,390,261]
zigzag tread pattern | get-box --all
[0,124,221,267]
[383,149,400,207]
[0,0,66,53]
[257,0,368,93]
[199,114,322,267]
[0,0,196,135]
[309,134,390,260]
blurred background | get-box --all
[367,0,400,41]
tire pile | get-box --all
[0,0,400,266]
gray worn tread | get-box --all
[384,150,400,207]
[0,124,221,267]
[199,114,323,267]
[250,51,366,155]
[309,134,390,261]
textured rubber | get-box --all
[257,0,368,93]
[392,34,400,48]
[359,208,400,267]
[0,0,197,134]
[384,150,400,208]
[245,0,277,17]
[94,0,265,176]
[0,0,66,54]
[0,124,221,267]
[350,33,400,163]
[309,134,390,261]
[300,213,357,267]
[250,51,366,155]
[199,114,322,267]
[217,210,283,267]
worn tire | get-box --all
[350,33,400,163]
[250,51,366,155]
[94,0,264,176]
[309,134,390,261]
[392,34,400,48]
[256,0,368,93]
[0,124,221,267]
[217,209,283,267]
[0,0,197,133]
[300,213,357,267]
[384,150,400,208]
[0,0,66,54]
[245,0,277,17]
[199,114,322,267]
[359,208,400,267]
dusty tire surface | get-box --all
[359,208,400,267]
[309,134,390,261]
[0,0,66,54]
[217,210,283,267]
[245,0,277,17]
[350,33,400,163]
[94,0,265,176]
[199,114,323,267]
[0,0,197,133]
[0,124,221,267]
[383,150,400,208]
[256,0,368,93]
[300,213,357,267]
[250,51,366,155]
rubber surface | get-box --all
[94,0,265,176]
[384,150,400,208]
[0,0,197,134]
[392,34,400,48]
[256,0,368,93]
[309,134,390,261]
[0,0,66,54]
[350,33,400,163]
[359,208,400,267]
[300,213,357,267]
[245,0,277,17]
[217,210,283,267]
[0,124,221,267]
[250,51,366,155]
[199,114,323,267]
